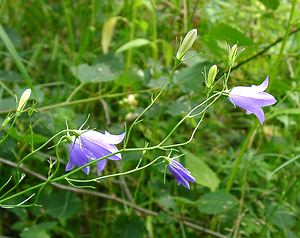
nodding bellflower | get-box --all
[229,76,276,124]
[65,130,125,174]
[167,159,196,189]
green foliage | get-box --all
[198,191,237,214]
[184,151,220,191]
[70,55,123,83]
[0,0,300,237]
[258,0,280,10]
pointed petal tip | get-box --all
[83,167,90,175]
[97,159,107,173]
[104,130,126,144]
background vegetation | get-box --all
[0,0,300,237]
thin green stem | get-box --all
[226,124,258,192]
[66,156,164,183]
[124,83,168,147]
[17,129,73,167]
[159,92,222,146]
[0,88,156,115]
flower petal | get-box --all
[170,160,196,183]
[66,142,91,174]
[80,130,125,145]
[251,76,269,92]
[97,159,107,173]
[234,98,265,124]
[250,106,265,125]
[80,136,122,161]
[168,165,190,189]
[230,93,276,108]
[65,160,75,171]
[104,131,126,144]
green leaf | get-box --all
[70,55,123,83]
[157,195,176,210]
[0,97,15,110]
[102,16,120,54]
[210,23,253,45]
[184,151,220,191]
[166,100,190,116]
[40,191,82,220]
[114,214,146,238]
[271,208,296,230]
[0,70,21,81]
[21,227,50,238]
[116,68,145,88]
[116,38,151,53]
[8,128,48,144]
[198,191,237,214]
[147,76,168,89]
[173,62,208,93]
[0,24,32,89]
[258,0,280,10]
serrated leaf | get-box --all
[198,191,237,214]
[184,151,220,191]
[116,38,151,53]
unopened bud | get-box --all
[206,65,218,88]
[228,44,238,66]
[176,29,197,61]
[17,89,31,112]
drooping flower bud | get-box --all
[17,89,31,112]
[206,65,218,88]
[176,29,197,61]
[167,158,196,189]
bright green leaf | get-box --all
[184,151,220,191]
[21,227,50,238]
[116,38,151,53]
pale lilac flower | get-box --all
[229,76,276,124]
[65,130,125,174]
[167,159,196,189]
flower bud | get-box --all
[176,29,197,61]
[228,44,238,67]
[206,65,218,88]
[17,89,31,112]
